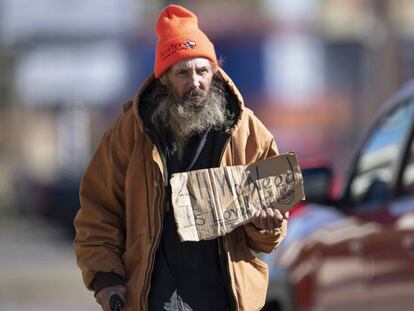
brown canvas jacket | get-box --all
[74,68,288,311]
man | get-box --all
[74,4,288,311]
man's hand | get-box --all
[95,284,127,311]
[251,208,289,230]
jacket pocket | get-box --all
[227,229,269,311]
[230,251,269,311]
[121,236,147,310]
[121,236,146,280]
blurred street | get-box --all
[0,215,99,311]
[1,1,414,310]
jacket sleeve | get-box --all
[73,114,132,290]
[243,138,288,254]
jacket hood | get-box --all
[131,68,245,135]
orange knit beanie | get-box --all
[154,4,217,78]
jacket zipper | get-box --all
[140,139,166,310]
[143,140,152,241]
[218,136,239,310]
[141,166,164,310]
[221,237,239,311]
[219,135,232,167]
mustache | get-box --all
[182,88,207,102]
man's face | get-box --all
[161,57,214,109]
[152,58,226,138]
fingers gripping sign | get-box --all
[251,208,289,230]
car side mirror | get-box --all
[302,166,333,205]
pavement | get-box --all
[0,213,99,311]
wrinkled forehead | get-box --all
[170,57,211,72]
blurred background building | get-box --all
[0,0,414,309]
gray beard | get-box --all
[151,75,227,140]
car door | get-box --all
[307,214,380,311]
[366,98,414,311]
[309,96,414,311]
[342,96,414,311]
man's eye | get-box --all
[198,69,208,74]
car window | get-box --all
[348,99,414,206]
[400,105,414,195]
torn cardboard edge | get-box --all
[170,152,305,242]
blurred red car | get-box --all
[264,79,414,311]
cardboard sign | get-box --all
[170,152,305,242]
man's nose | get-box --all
[189,72,200,88]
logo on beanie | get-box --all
[161,39,197,61]
[184,40,196,49]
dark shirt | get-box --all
[148,128,233,311]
